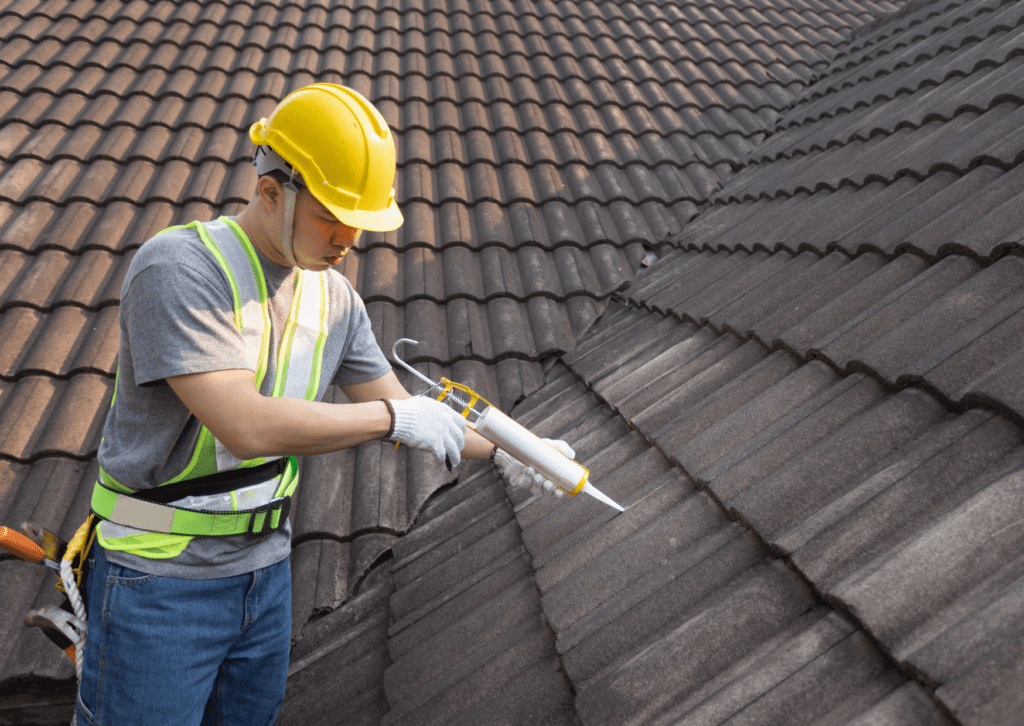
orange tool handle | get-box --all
[0,526,45,563]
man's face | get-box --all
[289,189,362,270]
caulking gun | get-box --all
[391,339,625,512]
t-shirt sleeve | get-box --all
[331,287,393,387]
[123,261,249,386]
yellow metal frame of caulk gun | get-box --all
[391,339,625,512]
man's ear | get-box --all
[256,175,282,210]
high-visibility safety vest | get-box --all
[91,217,330,559]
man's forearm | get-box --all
[227,396,393,459]
[169,368,496,462]
[463,427,496,461]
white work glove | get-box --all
[493,439,575,497]
[390,397,467,469]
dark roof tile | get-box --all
[855,256,1024,385]
[833,452,1024,665]
[530,462,684,585]
[519,431,663,550]
[651,346,796,448]
[382,615,559,726]
[385,576,540,705]
[778,253,924,354]
[627,338,765,430]
[704,372,888,502]
[390,473,506,576]
[289,537,352,624]
[627,248,726,305]
[719,250,842,335]
[676,359,840,478]
[594,323,720,406]
[390,518,522,623]
[789,410,1021,589]
[542,490,729,634]
[658,250,774,318]
[910,285,1024,400]
[816,254,979,371]
[734,388,950,541]
[292,447,357,541]
[565,306,678,379]
[282,574,392,723]
[390,543,524,658]
[395,499,513,596]
[557,522,757,684]
[349,532,399,593]
[574,563,827,726]
[698,628,906,725]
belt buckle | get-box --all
[246,496,291,539]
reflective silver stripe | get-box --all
[280,270,328,400]
[203,220,271,472]
[203,219,266,375]
[109,496,175,534]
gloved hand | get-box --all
[493,439,576,497]
[390,397,467,468]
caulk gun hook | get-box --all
[391,338,442,392]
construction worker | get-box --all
[77,84,569,726]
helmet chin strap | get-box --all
[279,176,299,268]
[254,146,303,268]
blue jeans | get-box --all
[75,543,291,726]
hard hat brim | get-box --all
[321,196,404,233]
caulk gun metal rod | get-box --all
[390,338,486,416]
[390,339,437,389]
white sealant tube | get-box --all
[472,406,589,494]
[460,403,625,511]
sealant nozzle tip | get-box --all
[582,482,625,513]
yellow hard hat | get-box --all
[249,84,403,233]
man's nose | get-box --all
[334,226,361,248]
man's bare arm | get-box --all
[168,368,495,461]
[341,371,496,461]
[167,368,392,460]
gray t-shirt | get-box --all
[97,219,392,579]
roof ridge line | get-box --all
[709,157,1024,205]
[359,290,615,307]
[747,101,1023,163]
[829,0,1007,69]
[613,262,1024,430]
[667,215,1024,268]
[805,40,1024,102]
